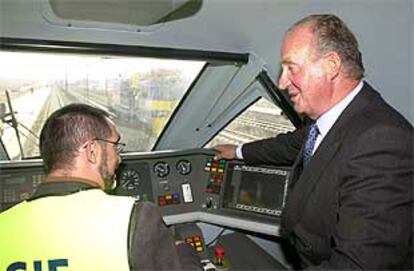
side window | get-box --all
[206,98,295,146]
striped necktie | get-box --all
[303,123,319,166]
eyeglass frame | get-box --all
[93,138,126,153]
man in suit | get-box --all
[214,14,413,269]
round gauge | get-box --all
[153,161,170,178]
[176,159,192,175]
[119,169,141,191]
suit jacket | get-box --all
[243,82,413,269]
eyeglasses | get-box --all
[94,138,126,153]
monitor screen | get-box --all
[222,163,289,217]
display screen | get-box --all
[222,163,289,217]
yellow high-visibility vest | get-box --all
[0,189,135,271]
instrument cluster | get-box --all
[116,159,193,194]
[113,149,208,208]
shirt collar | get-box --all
[29,177,100,201]
[316,80,364,138]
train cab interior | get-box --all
[0,0,412,270]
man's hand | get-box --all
[212,144,237,160]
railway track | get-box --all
[235,115,294,134]
[213,115,295,145]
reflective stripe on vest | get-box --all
[0,189,135,271]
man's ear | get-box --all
[323,51,342,80]
[85,140,98,164]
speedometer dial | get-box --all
[119,169,141,191]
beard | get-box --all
[99,147,116,191]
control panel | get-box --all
[114,148,290,236]
[0,148,290,236]
[115,149,216,216]
[0,161,45,212]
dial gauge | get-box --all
[119,169,141,191]
[153,161,170,178]
[176,159,192,175]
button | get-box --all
[172,193,180,200]
[158,197,166,206]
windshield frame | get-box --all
[0,37,249,65]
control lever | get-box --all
[213,245,230,271]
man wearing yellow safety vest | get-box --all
[0,104,202,271]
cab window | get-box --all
[206,97,295,146]
[0,51,204,159]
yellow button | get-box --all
[196,247,203,252]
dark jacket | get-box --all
[242,82,413,269]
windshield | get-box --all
[0,51,204,160]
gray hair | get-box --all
[290,14,365,80]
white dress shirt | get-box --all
[312,80,363,154]
[236,80,364,159]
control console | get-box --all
[114,148,290,236]
[0,148,290,236]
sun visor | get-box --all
[41,0,202,32]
